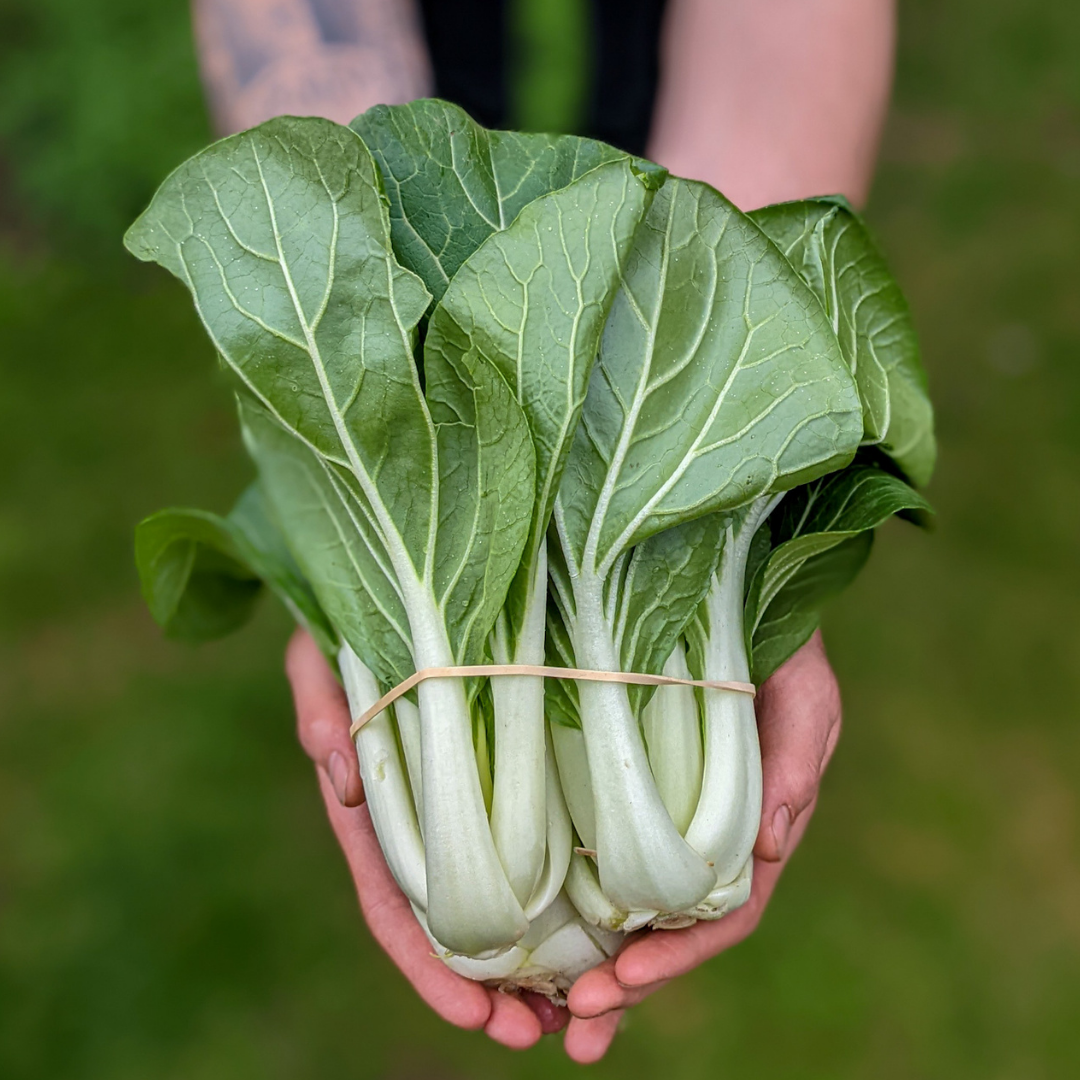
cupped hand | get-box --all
[285,627,841,1062]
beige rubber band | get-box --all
[348,663,756,738]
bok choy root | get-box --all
[129,100,934,998]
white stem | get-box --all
[690,856,754,920]
[411,611,528,956]
[571,582,716,913]
[338,645,427,909]
[683,498,778,884]
[489,542,550,907]
[642,641,704,835]
[422,892,620,991]
[565,852,630,932]
[412,903,528,981]
[550,722,596,852]
[523,724,574,919]
[524,919,613,985]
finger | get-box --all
[563,1011,624,1064]
[753,630,841,862]
[316,770,492,1031]
[484,990,544,1049]
[613,806,816,987]
[521,991,570,1034]
[566,957,667,1018]
[286,629,364,807]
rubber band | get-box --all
[349,663,756,738]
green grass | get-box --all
[3,0,1080,1076]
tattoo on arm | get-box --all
[192,0,432,134]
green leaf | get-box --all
[555,178,864,582]
[750,197,936,486]
[135,507,262,642]
[123,116,437,569]
[125,115,534,678]
[238,330,536,682]
[238,402,415,688]
[613,515,724,713]
[134,482,337,654]
[425,157,658,640]
[748,461,932,632]
[351,98,663,305]
[742,520,774,610]
[743,459,931,680]
[228,482,339,655]
[423,342,537,665]
[772,458,934,541]
[751,531,873,683]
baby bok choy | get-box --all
[545,176,863,926]
[125,107,660,972]
[128,99,935,996]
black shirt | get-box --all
[417,0,668,155]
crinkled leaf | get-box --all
[750,196,936,486]
[425,158,658,639]
[351,98,663,305]
[751,531,873,683]
[555,178,863,582]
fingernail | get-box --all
[772,805,792,858]
[328,750,350,806]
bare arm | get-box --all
[647,0,895,210]
[192,0,431,135]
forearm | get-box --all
[192,0,431,135]
[648,0,895,210]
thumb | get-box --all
[286,629,365,807]
[753,631,841,863]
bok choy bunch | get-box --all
[129,100,934,996]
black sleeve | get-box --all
[418,0,509,130]
[417,0,668,156]
[583,0,668,156]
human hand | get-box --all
[560,630,843,1061]
[285,629,569,1051]
[285,627,841,1061]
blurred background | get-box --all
[2,0,1079,1076]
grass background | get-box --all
[2,0,1080,1075]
